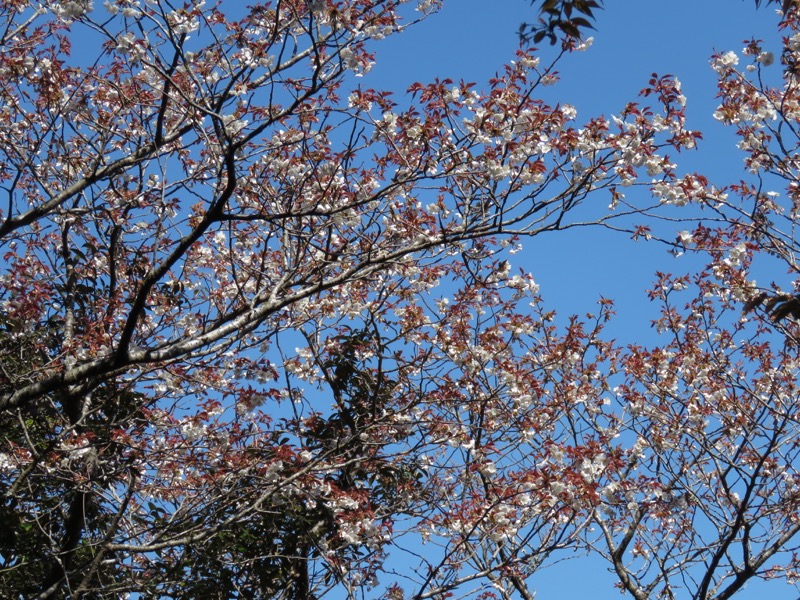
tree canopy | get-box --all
[1,1,800,599]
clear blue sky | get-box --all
[356,1,796,598]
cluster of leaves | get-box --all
[519,0,602,45]
[744,292,800,322]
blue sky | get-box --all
[357,1,797,598]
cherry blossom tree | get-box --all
[13,0,800,598]
[580,5,800,599]
[0,0,705,597]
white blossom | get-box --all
[757,51,775,66]
[713,50,739,73]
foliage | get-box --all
[0,0,800,599]
[520,0,603,45]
